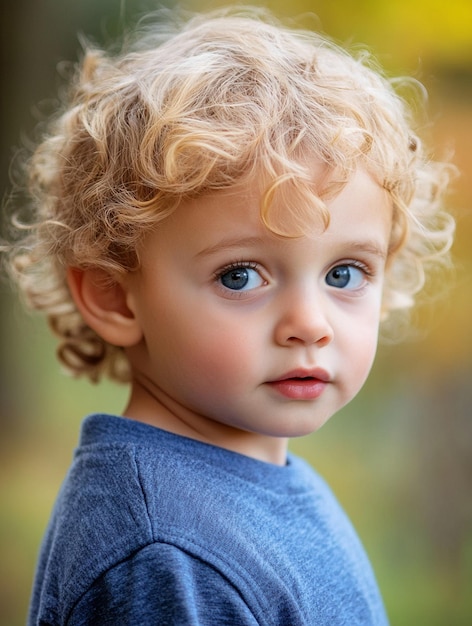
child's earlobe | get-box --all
[66,267,143,347]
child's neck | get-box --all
[122,382,289,466]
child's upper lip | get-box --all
[268,368,331,383]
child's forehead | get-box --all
[164,164,390,239]
[203,161,388,236]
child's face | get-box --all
[122,167,392,464]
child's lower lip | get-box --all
[267,378,327,400]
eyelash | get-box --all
[214,260,372,275]
[214,260,260,279]
[341,260,373,276]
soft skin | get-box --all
[69,167,392,465]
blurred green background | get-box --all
[1,1,471,624]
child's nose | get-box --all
[274,287,334,348]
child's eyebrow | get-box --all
[345,240,389,260]
[196,237,389,260]
[195,236,266,258]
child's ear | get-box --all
[66,267,143,347]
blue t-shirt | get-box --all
[29,414,389,625]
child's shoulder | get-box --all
[63,414,357,566]
[32,414,388,624]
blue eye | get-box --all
[325,265,365,290]
[218,264,264,291]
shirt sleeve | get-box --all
[68,542,260,625]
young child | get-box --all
[4,6,454,625]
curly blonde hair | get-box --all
[4,6,454,383]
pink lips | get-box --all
[267,368,330,400]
